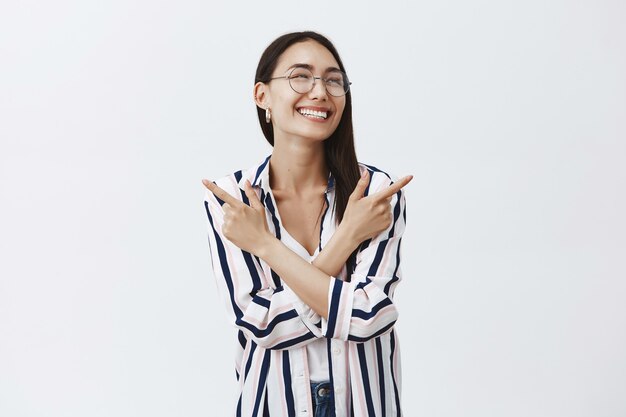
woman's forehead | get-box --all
[274,40,340,73]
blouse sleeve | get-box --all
[204,176,324,350]
[321,172,407,342]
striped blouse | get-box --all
[203,154,406,417]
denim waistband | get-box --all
[310,381,335,416]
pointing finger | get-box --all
[372,175,413,200]
[202,179,242,207]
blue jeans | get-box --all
[310,381,335,417]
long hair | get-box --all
[254,31,360,225]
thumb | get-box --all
[244,179,263,210]
[349,169,370,201]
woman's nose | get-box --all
[308,77,328,100]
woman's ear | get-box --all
[253,82,269,109]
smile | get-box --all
[297,107,329,120]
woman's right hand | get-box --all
[340,170,413,245]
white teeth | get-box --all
[298,108,328,119]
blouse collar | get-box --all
[237,154,335,194]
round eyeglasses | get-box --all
[269,67,351,97]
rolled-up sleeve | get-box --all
[204,177,323,350]
[322,175,406,342]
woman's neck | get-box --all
[269,140,329,196]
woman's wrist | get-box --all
[335,221,360,249]
[255,233,281,260]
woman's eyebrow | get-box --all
[286,63,342,73]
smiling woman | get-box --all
[202,31,412,417]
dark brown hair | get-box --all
[254,31,360,224]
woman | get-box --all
[202,31,412,417]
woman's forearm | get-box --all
[258,237,334,320]
[311,224,359,277]
[252,225,358,320]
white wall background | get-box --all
[1,0,625,416]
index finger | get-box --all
[202,179,243,207]
[371,175,413,200]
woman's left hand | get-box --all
[202,178,274,256]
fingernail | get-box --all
[361,170,367,179]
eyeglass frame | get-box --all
[268,67,352,97]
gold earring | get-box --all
[265,107,271,123]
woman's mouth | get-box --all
[297,107,330,121]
